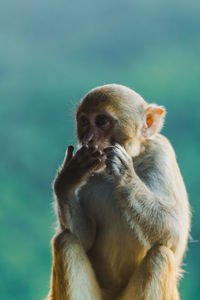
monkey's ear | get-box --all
[142,104,166,138]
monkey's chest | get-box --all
[83,179,146,297]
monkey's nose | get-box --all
[82,130,94,145]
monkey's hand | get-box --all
[104,144,134,185]
[54,145,105,200]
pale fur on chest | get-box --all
[79,173,148,295]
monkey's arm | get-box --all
[47,145,104,300]
[54,191,96,252]
[105,143,183,248]
[53,145,101,251]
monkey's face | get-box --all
[76,85,146,158]
[76,84,165,159]
[77,111,117,151]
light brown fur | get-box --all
[47,84,190,300]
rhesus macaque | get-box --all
[47,84,190,300]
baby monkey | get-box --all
[47,84,190,300]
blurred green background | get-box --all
[0,0,199,299]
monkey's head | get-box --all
[76,84,165,157]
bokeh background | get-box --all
[0,0,200,299]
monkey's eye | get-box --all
[79,115,90,127]
[95,115,111,127]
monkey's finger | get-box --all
[104,151,115,159]
[64,145,74,164]
[115,144,129,158]
[104,147,116,159]
[105,145,125,157]
[62,146,74,169]
[88,145,98,153]
[105,156,123,177]
[91,150,103,158]
[105,159,117,175]
[105,161,113,175]
[104,146,115,153]
[74,145,89,161]
[74,146,100,165]
[100,153,107,161]
[105,156,114,169]
[105,167,112,175]
[110,145,131,169]
[77,144,89,154]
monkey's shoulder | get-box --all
[142,134,176,160]
[134,134,177,173]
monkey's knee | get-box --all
[52,229,69,250]
[52,229,87,266]
[144,245,178,298]
[136,246,178,300]
[52,229,80,252]
[146,245,175,275]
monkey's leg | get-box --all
[47,229,102,300]
[119,245,179,300]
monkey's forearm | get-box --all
[54,172,92,232]
[55,190,75,230]
[55,192,96,251]
[54,168,80,203]
[54,169,83,230]
[116,175,179,247]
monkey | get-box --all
[47,84,190,300]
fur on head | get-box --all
[77,84,166,156]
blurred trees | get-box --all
[0,0,199,299]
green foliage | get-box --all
[0,0,199,299]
